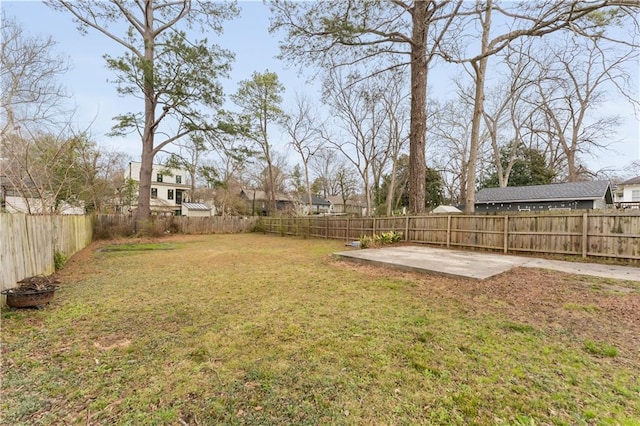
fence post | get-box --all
[446,215,451,248]
[347,217,351,241]
[582,212,588,258]
[325,216,329,239]
[404,216,409,242]
[503,215,509,254]
[373,217,377,236]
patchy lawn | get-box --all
[1,234,638,425]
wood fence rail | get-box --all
[1,214,93,291]
[260,212,640,262]
[94,214,259,237]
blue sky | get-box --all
[3,1,639,176]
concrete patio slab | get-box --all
[334,246,640,282]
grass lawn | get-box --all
[1,234,639,425]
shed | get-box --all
[475,181,614,212]
[181,202,212,217]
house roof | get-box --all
[310,195,331,206]
[476,181,613,204]
[240,189,292,202]
[618,176,640,186]
[182,202,211,211]
[326,195,359,206]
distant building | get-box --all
[326,195,362,215]
[239,189,296,215]
[181,202,213,217]
[0,175,84,214]
[614,176,640,209]
[124,162,191,216]
[474,181,614,213]
[299,195,332,215]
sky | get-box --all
[3,1,640,177]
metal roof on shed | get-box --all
[181,203,211,211]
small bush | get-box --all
[54,250,67,271]
[359,231,403,249]
[359,235,373,249]
[137,218,164,238]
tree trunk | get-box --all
[137,0,155,223]
[464,0,492,213]
[304,160,313,214]
[408,1,428,214]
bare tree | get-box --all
[377,69,410,215]
[284,95,323,213]
[270,0,465,214]
[321,68,388,216]
[1,13,82,214]
[428,96,491,205]
[529,35,636,181]
[309,147,345,199]
[442,0,640,211]
[1,12,70,136]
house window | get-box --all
[176,175,182,184]
[157,174,163,183]
[167,189,174,200]
[151,188,158,199]
[632,190,640,201]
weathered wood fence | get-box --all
[260,212,640,262]
[1,214,93,291]
[94,214,258,237]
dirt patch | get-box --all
[93,335,132,351]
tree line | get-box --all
[1,1,638,219]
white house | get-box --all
[124,161,191,216]
[1,176,84,214]
[615,176,640,208]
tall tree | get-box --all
[1,12,70,137]
[232,70,285,214]
[284,95,323,214]
[530,35,635,182]
[442,0,640,211]
[270,0,463,214]
[48,0,237,221]
[321,68,387,216]
[309,147,346,199]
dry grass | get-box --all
[1,234,639,425]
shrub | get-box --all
[358,231,403,249]
[54,250,67,271]
[359,235,374,249]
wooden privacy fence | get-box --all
[260,212,640,262]
[94,214,258,237]
[0,214,93,291]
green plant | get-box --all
[360,231,403,248]
[359,235,373,249]
[584,340,618,357]
[53,250,67,271]
[380,231,403,244]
